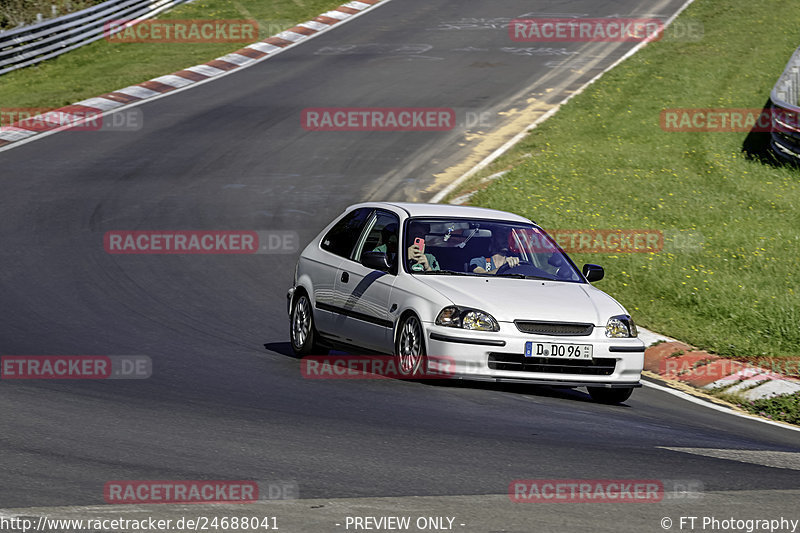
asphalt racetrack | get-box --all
[1,0,798,531]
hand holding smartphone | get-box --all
[414,237,425,254]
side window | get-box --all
[320,208,372,258]
[353,211,399,263]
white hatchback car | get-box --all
[287,202,644,403]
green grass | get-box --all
[1,0,105,30]
[718,391,800,425]
[0,0,347,109]
[458,0,800,360]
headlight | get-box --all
[605,315,638,338]
[436,306,499,331]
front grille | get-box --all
[488,353,616,376]
[514,320,594,336]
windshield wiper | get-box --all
[415,269,472,276]
[495,273,553,280]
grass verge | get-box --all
[457,0,800,360]
[717,391,800,426]
[0,0,346,110]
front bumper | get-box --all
[425,322,644,387]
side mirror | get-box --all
[362,251,392,272]
[582,263,604,282]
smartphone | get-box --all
[414,237,425,254]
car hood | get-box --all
[413,275,626,324]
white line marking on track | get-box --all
[642,380,800,433]
[659,447,800,470]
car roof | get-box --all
[345,202,535,224]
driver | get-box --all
[470,226,520,274]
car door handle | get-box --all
[341,272,349,283]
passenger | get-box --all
[372,223,398,263]
[406,221,440,272]
[470,226,520,274]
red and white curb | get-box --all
[0,0,385,150]
[641,332,800,401]
[636,328,799,431]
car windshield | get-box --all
[402,218,583,282]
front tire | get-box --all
[290,293,326,356]
[394,314,426,377]
[587,386,633,404]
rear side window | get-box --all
[320,208,372,258]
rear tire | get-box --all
[587,386,633,404]
[290,293,327,356]
[394,314,426,377]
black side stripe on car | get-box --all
[316,302,394,328]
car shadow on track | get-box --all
[263,341,296,357]
[262,342,629,406]
[416,378,624,406]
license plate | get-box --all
[525,342,593,359]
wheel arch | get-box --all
[290,279,315,313]
[393,309,427,354]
